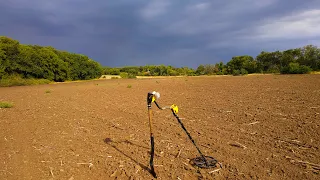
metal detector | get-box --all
[147,91,219,178]
[147,91,158,178]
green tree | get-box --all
[0,36,20,75]
[196,64,205,75]
[0,48,7,78]
[256,51,282,73]
[227,55,256,74]
[299,45,320,70]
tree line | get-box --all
[103,45,320,77]
[0,36,102,81]
[1,36,320,82]
[102,65,196,77]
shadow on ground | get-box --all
[103,138,155,177]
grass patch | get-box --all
[120,72,137,79]
[0,101,13,108]
[45,90,51,93]
[127,84,132,88]
[0,75,51,87]
[310,71,320,74]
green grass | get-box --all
[0,75,51,87]
[127,84,132,88]
[120,72,137,79]
[0,101,13,108]
[45,90,51,93]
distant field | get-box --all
[1,74,319,179]
[136,76,185,79]
[99,75,186,79]
[100,75,122,79]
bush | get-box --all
[267,65,280,73]
[120,72,136,79]
[281,63,312,74]
[216,71,225,75]
[299,65,312,74]
[232,68,248,76]
[240,68,248,75]
[288,62,300,74]
[0,101,13,108]
[280,66,289,74]
[0,75,51,87]
[120,72,128,78]
[232,69,241,76]
[128,73,137,79]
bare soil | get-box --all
[0,75,319,180]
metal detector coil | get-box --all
[190,156,218,169]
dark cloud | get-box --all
[1,0,320,68]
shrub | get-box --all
[128,73,136,79]
[216,71,224,75]
[232,69,241,76]
[267,65,280,73]
[281,63,312,74]
[288,62,300,74]
[280,66,289,74]
[240,68,248,75]
[232,68,248,76]
[0,75,51,87]
[0,101,13,108]
[120,72,136,79]
[120,72,128,79]
[299,65,312,74]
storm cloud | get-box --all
[1,0,320,68]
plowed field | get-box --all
[1,75,319,179]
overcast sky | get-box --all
[1,0,320,68]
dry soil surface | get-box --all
[0,75,320,180]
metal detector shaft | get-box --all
[148,108,157,178]
[171,110,209,166]
[147,93,157,178]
